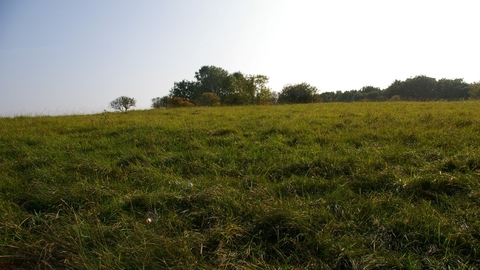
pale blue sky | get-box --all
[1,0,478,116]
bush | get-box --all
[196,92,220,106]
[151,96,168,109]
[165,97,194,108]
[469,82,480,100]
[278,83,318,104]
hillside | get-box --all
[1,102,480,269]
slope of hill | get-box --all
[1,102,480,269]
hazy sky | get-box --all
[1,0,478,116]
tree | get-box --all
[319,91,336,102]
[384,79,404,99]
[337,90,358,102]
[222,73,274,105]
[278,83,318,104]
[169,80,199,102]
[384,76,437,100]
[251,75,275,105]
[151,96,169,109]
[196,92,221,106]
[223,72,252,105]
[195,65,230,101]
[469,82,480,100]
[110,96,136,112]
[168,65,274,106]
[404,75,437,100]
[270,91,279,104]
[434,78,470,100]
[359,86,383,101]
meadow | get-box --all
[1,102,480,269]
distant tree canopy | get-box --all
[196,92,221,106]
[319,75,473,102]
[151,96,194,108]
[157,70,478,108]
[166,97,195,108]
[278,83,318,104]
[168,65,276,106]
[151,96,168,109]
[469,82,480,100]
[110,96,136,112]
[384,76,470,100]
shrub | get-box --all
[196,92,220,106]
[165,97,194,108]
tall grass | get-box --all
[1,102,480,269]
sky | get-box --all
[1,0,479,116]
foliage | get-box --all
[469,82,480,100]
[166,68,477,105]
[152,96,194,108]
[109,96,136,112]
[390,94,402,101]
[194,65,230,100]
[319,76,473,102]
[399,75,437,100]
[195,92,221,107]
[164,97,194,108]
[222,71,253,105]
[278,82,318,104]
[1,102,480,269]
[251,75,275,105]
[169,65,275,106]
[359,85,383,101]
[383,76,470,101]
[167,68,476,105]
[169,80,200,102]
[151,96,169,109]
[435,78,470,100]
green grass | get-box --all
[1,102,480,269]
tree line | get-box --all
[320,76,480,102]
[151,65,276,108]
[110,66,480,111]
[151,65,328,108]
[151,66,479,108]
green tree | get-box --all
[359,86,383,101]
[151,96,169,109]
[251,75,274,104]
[169,65,274,106]
[336,90,358,102]
[406,75,437,100]
[278,83,318,104]
[223,72,253,105]
[195,66,230,101]
[196,92,221,106]
[169,80,199,102]
[384,76,437,100]
[469,82,480,100]
[109,96,136,112]
[434,78,470,100]
[319,91,336,102]
[270,91,279,104]
[384,79,404,99]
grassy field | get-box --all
[1,102,480,269]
